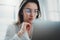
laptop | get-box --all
[32,20,60,40]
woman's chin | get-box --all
[27,20,33,24]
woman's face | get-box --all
[23,2,38,24]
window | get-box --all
[46,0,60,21]
[0,0,22,40]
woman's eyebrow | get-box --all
[36,9,38,10]
[24,8,31,9]
[24,8,38,10]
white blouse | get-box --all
[4,23,32,40]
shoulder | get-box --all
[7,22,18,31]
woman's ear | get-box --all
[36,15,39,18]
[36,12,41,19]
[36,12,39,19]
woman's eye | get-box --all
[35,10,38,13]
[26,9,31,13]
[35,10,39,13]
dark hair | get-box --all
[18,0,41,23]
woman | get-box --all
[5,0,41,40]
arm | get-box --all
[5,24,31,40]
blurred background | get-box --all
[0,0,60,40]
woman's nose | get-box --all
[30,12,34,17]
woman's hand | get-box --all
[18,22,32,37]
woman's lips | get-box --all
[29,18,33,21]
[28,18,33,24]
